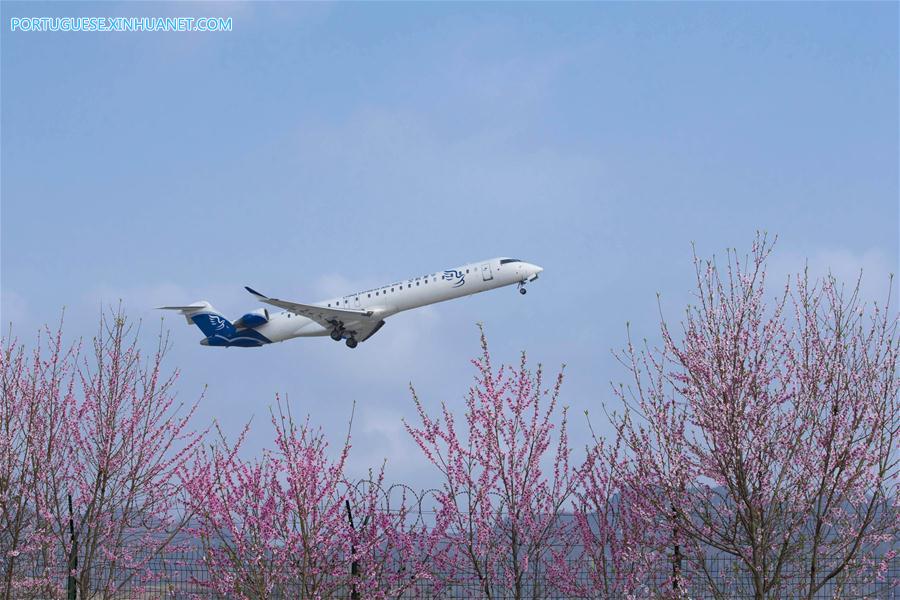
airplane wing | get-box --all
[244,286,377,330]
[354,318,387,342]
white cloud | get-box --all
[347,406,430,479]
[0,289,29,331]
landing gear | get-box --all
[519,287,527,295]
[330,329,343,341]
[345,337,358,349]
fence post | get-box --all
[672,481,684,598]
[345,499,360,600]
[672,502,683,596]
[67,494,78,600]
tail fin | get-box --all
[157,301,237,338]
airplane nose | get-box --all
[525,263,543,282]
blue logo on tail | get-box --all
[207,315,229,331]
[192,313,237,338]
[191,312,272,347]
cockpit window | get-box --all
[500,258,522,265]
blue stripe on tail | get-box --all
[191,312,272,347]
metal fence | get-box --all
[4,548,898,600]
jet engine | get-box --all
[233,308,269,329]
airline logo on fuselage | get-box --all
[443,269,465,288]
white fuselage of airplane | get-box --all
[161,257,542,348]
[266,258,538,341]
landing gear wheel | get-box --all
[345,337,358,349]
[330,329,342,341]
[519,287,527,295]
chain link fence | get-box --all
[4,547,898,599]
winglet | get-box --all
[245,286,266,299]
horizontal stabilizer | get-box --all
[157,301,214,325]
[158,304,210,312]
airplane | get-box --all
[158,257,543,349]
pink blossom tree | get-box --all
[559,419,669,599]
[405,327,578,599]
[185,400,353,599]
[186,398,447,599]
[1,309,204,599]
[611,235,899,599]
[1,320,78,598]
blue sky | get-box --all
[2,2,897,488]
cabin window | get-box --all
[368,293,371,298]
[376,292,379,296]
[416,282,420,286]
[391,287,394,292]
